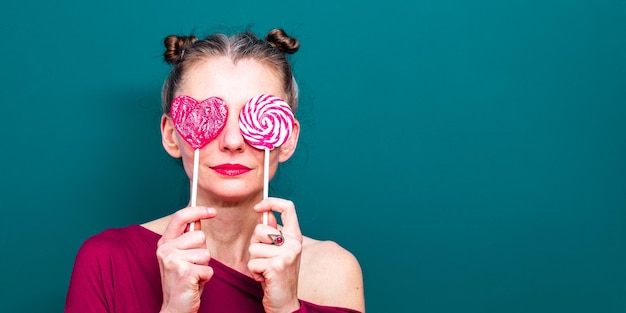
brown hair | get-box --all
[161,28,300,114]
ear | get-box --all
[278,119,300,162]
[161,114,182,158]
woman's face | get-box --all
[163,57,299,204]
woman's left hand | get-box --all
[248,197,303,313]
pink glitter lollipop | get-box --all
[171,95,228,230]
[171,95,227,150]
[239,94,295,225]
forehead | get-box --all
[177,57,286,107]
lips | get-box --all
[210,164,251,176]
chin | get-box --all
[205,185,263,203]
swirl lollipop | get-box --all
[171,95,228,231]
[239,94,295,225]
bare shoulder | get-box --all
[140,215,171,235]
[298,236,365,312]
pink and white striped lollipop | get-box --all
[239,94,295,225]
[239,94,295,150]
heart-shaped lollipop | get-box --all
[171,95,228,149]
[170,95,228,232]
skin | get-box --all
[142,57,365,313]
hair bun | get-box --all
[265,29,299,54]
[163,35,199,64]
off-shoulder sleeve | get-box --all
[64,234,114,313]
[64,226,163,313]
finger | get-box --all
[169,230,208,250]
[172,263,214,285]
[253,198,301,238]
[247,253,296,282]
[157,232,208,266]
[162,206,217,241]
[258,210,279,229]
[184,221,202,233]
[250,224,288,246]
[159,246,211,267]
[247,258,269,282]
[248,225,299,258]
[248,241,283,258]
[195,264,214,284]
[250,224,283,245]
[177,248,212,266]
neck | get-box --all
[197,195,263,271]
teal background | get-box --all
[1,0,625,312]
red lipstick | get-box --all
[211,164,251,176]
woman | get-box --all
[65,28,365,313]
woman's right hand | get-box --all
[157,206,217,313]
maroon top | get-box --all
[65,225,359,313]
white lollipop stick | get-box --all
[263,148,270,225]
[170,95,228,233]
[238,94,295,227]
[189,148,200,231]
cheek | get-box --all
[266,149,282,178]
[269,149,281,163]
[174,134,196,169]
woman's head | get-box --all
[161,28,300,115]
[159,28,301,202]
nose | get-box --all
[218,113,246,152]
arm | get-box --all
[298,240,365,312]
[248,198,303,313]
[249,198,365,313]
[64,236,113,313]
[157,206,217,313]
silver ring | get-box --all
[268,231,284,246]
